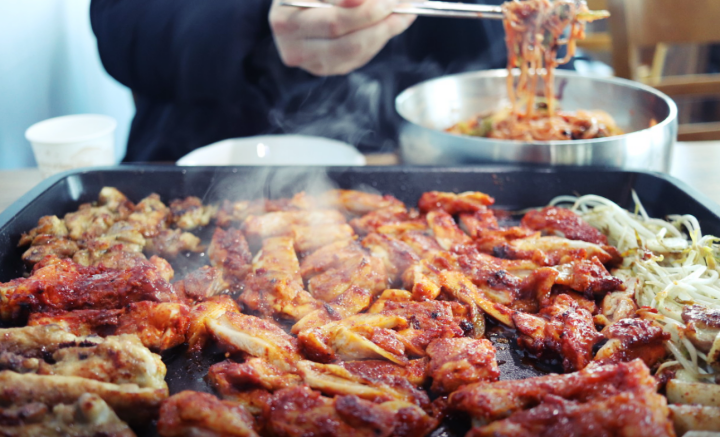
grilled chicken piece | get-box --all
[362,233,421,281]
[521,206,609,245]
[440,271,515,328]
[0,393,136,437]
[402,251,459,301]
[186,296,240,352]
[496,236,623,266]
[0,326,168,424]
[208,358,302,395]
[553,257,624,297]
[21,236,80,266]
[292,223,356,254]
[298,313,409,364]
[145,229,202,258]
[369,299,466,356]
[594,318,669,367]
[450,360,667,423]
[28,301,190,352]
[297,360,430,407]
[19,215,70,246]
[216,200,265,228]
[265,386,437,437]
[596,277,639,327]
[682,304,720,353]
[469,389,673,437]
[395,230,443,257]
[314,190,405,215]
[290,282,377,334]
[63,188,135,241]
[426,338,499,394]
[174,266,229,302]
[207,312,302,372]
[349,206,412,235]
[74,243,174,281]
[299,239,365,280]
[418,191,494,215]
[207,227,253,288]
[240,236,318,320]
[158,391,259,437]
[513,293,602,372]
[127,194,171,238]
[243,210,346,244]
[307,252,387,303]
[343,358,429,387]
[0,256,177,323]
[458,208,500,238]
[169,196,217,230]
[0,326,165,390]
[426,210,471,250]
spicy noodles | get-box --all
[447,0,621,141]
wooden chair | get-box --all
[606,0,720,141]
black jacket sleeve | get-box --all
[90,0,271,103]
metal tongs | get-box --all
[279,1,609,21]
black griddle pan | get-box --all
[1,165,719,436]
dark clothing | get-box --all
[90,0,508,162]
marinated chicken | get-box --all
[157,391,258,437]
[1,186,683,436]
[0,393,135,437]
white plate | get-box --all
[176,135,365,166]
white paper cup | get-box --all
[25,114,117,178]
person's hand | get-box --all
[269,0,416,76]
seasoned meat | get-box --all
[169,196,217,230]
[207,311,303,372]
[682,304,720,353]
[342,358,429,387]
[18,215,69,247]
[186,296,240,352]
[315,190,405,215]
[21,236,79,267]
[265,386,436,437]
[299,239,366,280]
[145,229,202,259]
[207,226,253,288]
[239,236,318,320]
[127,194,171,238]
[521,206,609,245]
[513,293,603,372]
[243,210,346,244]
[552,257,624,297]
[362,233,421,281]
[208,358,302,395]
[157,391,258,437]
[297,360,430,407]
[0,256,178,323]
[307,252,387,303]
[497,236,623,266]
[418,191,494,215]
[450,360,669,430]
[468,390,673,437]
[426,210,471,250]
[63,188,134,241]
[458,208,500,238]
[0,393,135,437]
[426,338,499,394]
[175,266,229,302]
[28,301,190,352]
[370,299,465,356]
[595,318,670,367]
[349,206,412,235]
[298,313,409,365]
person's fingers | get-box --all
[282,13,416,76]
[271,0,397,39]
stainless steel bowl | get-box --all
[396,69,678,171]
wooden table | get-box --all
[0,141,717,213]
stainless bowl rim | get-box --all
[395,69,678,146]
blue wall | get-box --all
[0,0,133,169]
